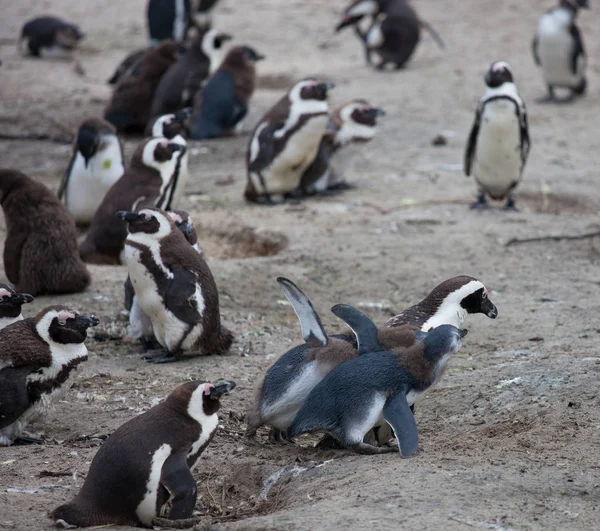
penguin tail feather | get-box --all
[210,326,234,355]
[51,502,98,528]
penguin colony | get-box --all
[0,0,592,527]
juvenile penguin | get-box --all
[119,208,233,363]
[533,0,588,103]
[108,49,146,85]
[58,118,125,225]
[464,62,530,210]
[51,379,235,527]
[0,306,99,446]
[125,210,202,349]
[299,99,385,195]
[190,45,264,140]
[79,137,186,265]
[245,277,423,442]
[148,0,192,45]
[335,0,444,70]
[151,27,233,117]
[19,16,84,58]
[104,41,181,133]
[0,284,34,330]
[288,319,466,455]
[0,169,90,296]
[245,79,334,203]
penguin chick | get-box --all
[190,45,264,140]
[288,320,467,455]
[20,16,84,58]
[464,62,530,211]
[0,284,34,330]
[124,210,202,348]
[119,208,233,363]
[533,0,588,103]
[79,137,186,265]
[0,169,90,296]
[245,79,334,204]
[148,0,193,46]
[51,379,235,527]
[335,0,444,70]
[299,99,385,195]
[245,277,423,443]
[107,49,146,85]
[58,118,125,225]
[104,41,182,133]
[0,306,99,446]
[151,28,233,117]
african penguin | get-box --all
[79,137,186,265]
[151,27,233,117]
[0,306,99,446]
[19,16,85,58]
[335,0,444,70]
[0,284,33,330]
[190,45,264,140]
[245,277,424,443]
[300,99,385,195]
[0,169,90,296]
[533,0,588,103]
[464,62,530,210]
[58,118,125,225]
[119,208,233,363]
[51,379,235,527]
[245,79,335,204]
[148,0,192,46]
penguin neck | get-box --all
[484,81,521,104]
[0,313,22,330]
[335,121,376,146]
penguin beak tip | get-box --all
[459,328,469,339]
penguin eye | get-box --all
[482,291,488,299]
[58,319,67,326]
[144,214,152,221]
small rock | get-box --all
[431,134,447,146]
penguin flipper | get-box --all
[0,368,30,430]
[464,104,482,177]
[330,304,383,355]
[519,109,530,171]
[160,452,197,520]
[3,228,27,285]
[383,389,419,457]
[165,267,202,326]
[58,154,75,201]
[277,277,328,347]
[569,23,585,76]
[531,35,541,67]
[123,275,135,311]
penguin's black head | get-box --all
[0,284,33,318]
[173,380,236,419]
[460,285,498,319]
[36,306,99,345]
[213,32,233,49]
[423,325,466,363]
[336,0,379,31]
[299,80,335,102]
[485,61,514,88]
[561,0,589,10]
[117,208,172,237]
[347,100,385,127]
[76,124,100,168]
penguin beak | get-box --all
[209,380,236,399]
[336,14,363,32]
[253,53,266,62]
[116,210,145,223]
[459,328,469,339]
[320,82,336,91]
[484,300,498,319]
[4,292,34,305]
[365,107,385,120]
[74,314,100,329]
[177,221,194,235]
[215,33,233,47]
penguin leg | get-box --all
[536,86,555,104]
[268,427,294,444]
[315,434,345,450]
[348,442,397,455]
[470,190,489,210]
[143,350,183,364]
[140,338,161,352]
[160,452,197,521]
[503,194,518,212]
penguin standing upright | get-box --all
[464,62,530,210]
[79,137,186,265]
[245,79,334,203]
[51,379,235,527]
[147,0,192,45]
[151,27,233,117]
[190,45,264,140]
[0,306,99,446]
[19,16,85,58]
[58,118,125,225]
[119,208,233,363]
[0,284,34,330]
[532,0,588,103]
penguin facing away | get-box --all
[464,62,530,210]
[532,0,588,103]
[0,169,91,296]
[59,118,125,225]
[119,208,233,363]
[288,318,467,455]
[245,79,335,204]
[147,0,192,46]
[51,379,235,527]
[190,45,264,140]
[19,16,85,58]
[79,137,186,265]
[0,306,99,446]
[108,49,147,85]
[0,284,34,330]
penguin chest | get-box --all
[473,101,523,199]
[537,14,583,86]
[348,392,387,444]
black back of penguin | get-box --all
[20,16,84,57]
[148,0,192,44]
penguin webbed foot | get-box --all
[143,350,182,364]
[536,86,555,104]
[470,194,489,210]
[267,427,295,444]
[503,197,519,212]
[140,338,160,352]
[14,435,45,445]
[315,434,346,450]
[319,181,354,196]
[350,442,396,455]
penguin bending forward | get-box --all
[19,16,84,58]
[52,380,235,527]
[464,61,530,210]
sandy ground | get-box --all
[1,0,600,530]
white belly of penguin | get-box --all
[348,392,387,444]
[136,443,172,526]
[264,115,329,194]
[473,101,522,199]
[128,295,155,341]
[537,16,583,87]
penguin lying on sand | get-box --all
[190,45,264,140]
[20,16,84,58]
[0,306,99,446]
[0,284,33,330]
[52,379,235,527]
[336,0,444,70]
[59,118,125,225]
[464,62,530,211]
[288,308,466,456]
[119,208,233,363]
[533,0,588,103]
